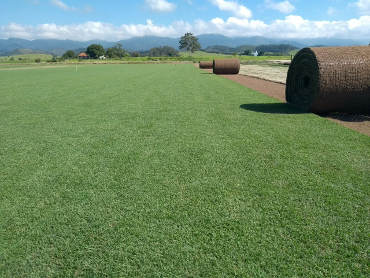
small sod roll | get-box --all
[213,59,240,74]
[286,46,370,113]
[199,61,213,69]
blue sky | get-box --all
[0,0,369,40]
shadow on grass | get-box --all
[241,104,370,123]
[240,103,306,114]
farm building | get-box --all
[78,52,89,59]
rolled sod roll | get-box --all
[199,61,213,69]
[213,59,240,74]
[286,46,370,113]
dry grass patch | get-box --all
[239,64,288,84]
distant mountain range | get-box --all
[0,35,368,56]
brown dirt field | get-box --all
[223,74,286,102]
[218,73,370,136]
[270,60,291,65]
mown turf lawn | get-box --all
[0,64,369,277]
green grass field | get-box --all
[0,52,291,65]
[0,54,53,63]
[0,64,368,277]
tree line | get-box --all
[62,33,202,60]
[203,44,297,56]
[63,43,131,59]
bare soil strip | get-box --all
[220,73,370,136]
[223,74,286,101]
[269,60,291,65]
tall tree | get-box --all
[106,43,128,58]
[179,33,201,53]
[86,44,105,59]
[62,50,76,59]
[149,46,179,57]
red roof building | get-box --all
[78,52,89,59]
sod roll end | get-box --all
[286,46,370,113]
[213,59,240,74]
[199,61,213,69]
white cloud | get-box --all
[50,0,92,13]
[266,15,370,39]
[145,0,176,12]
[353,0,370,15]
[1,16,369,41]
[265,0,295,14]
[51,0,76,11]
[0,21,186,41]
[210,0,252,18]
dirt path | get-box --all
[223,74,286,101]
[220,73,370,136]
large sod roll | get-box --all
[286,46,370,113]
[213,59,240,74]
[199,61,213,69]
